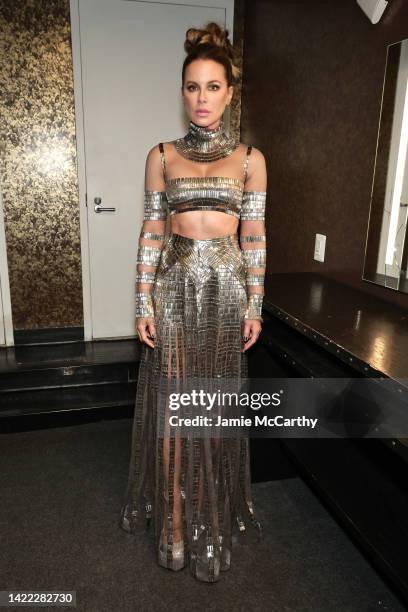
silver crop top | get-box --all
[134,142,267,322]
[159,142,254,219]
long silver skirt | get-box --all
[119,232,263,582]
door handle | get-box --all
[94,196,116,213]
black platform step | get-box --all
[0,339,141,421]
[13,326,85,346]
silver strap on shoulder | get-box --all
[243,145,252,182]
[158,142,166,182]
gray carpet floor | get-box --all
[0,418,405,612]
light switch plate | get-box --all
[314,234,326,262]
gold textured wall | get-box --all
[0,1,245,332]
[0,0,82,330]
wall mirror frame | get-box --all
[363,37,408,294]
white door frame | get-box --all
[69,0,235,341]
[0,179,14,346]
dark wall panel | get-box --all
[241,0,408,308]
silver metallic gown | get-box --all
[119,143,266,583]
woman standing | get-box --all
[120,21,267,583]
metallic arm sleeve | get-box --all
[239,191,267,322]
[135,190,168,319]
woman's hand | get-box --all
[241,319,262,352]
[136,317,156,348]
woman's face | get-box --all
[181,59,233,129]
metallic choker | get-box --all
[174,119,239,162]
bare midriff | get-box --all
[170,211,239,239]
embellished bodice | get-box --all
[136,122,267,323]
[165,175,245,218]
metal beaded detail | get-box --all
[241,248,266,268]
[241,192,266,220]
[174,119,239,162]
[239,235,266,243]
[135,292,154,319]
[244,294,264,321]
[135,270,156,284]
[135,190,168,319]
[143,191,168,220]
[136,245,163,267]
[165,176,244,218]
